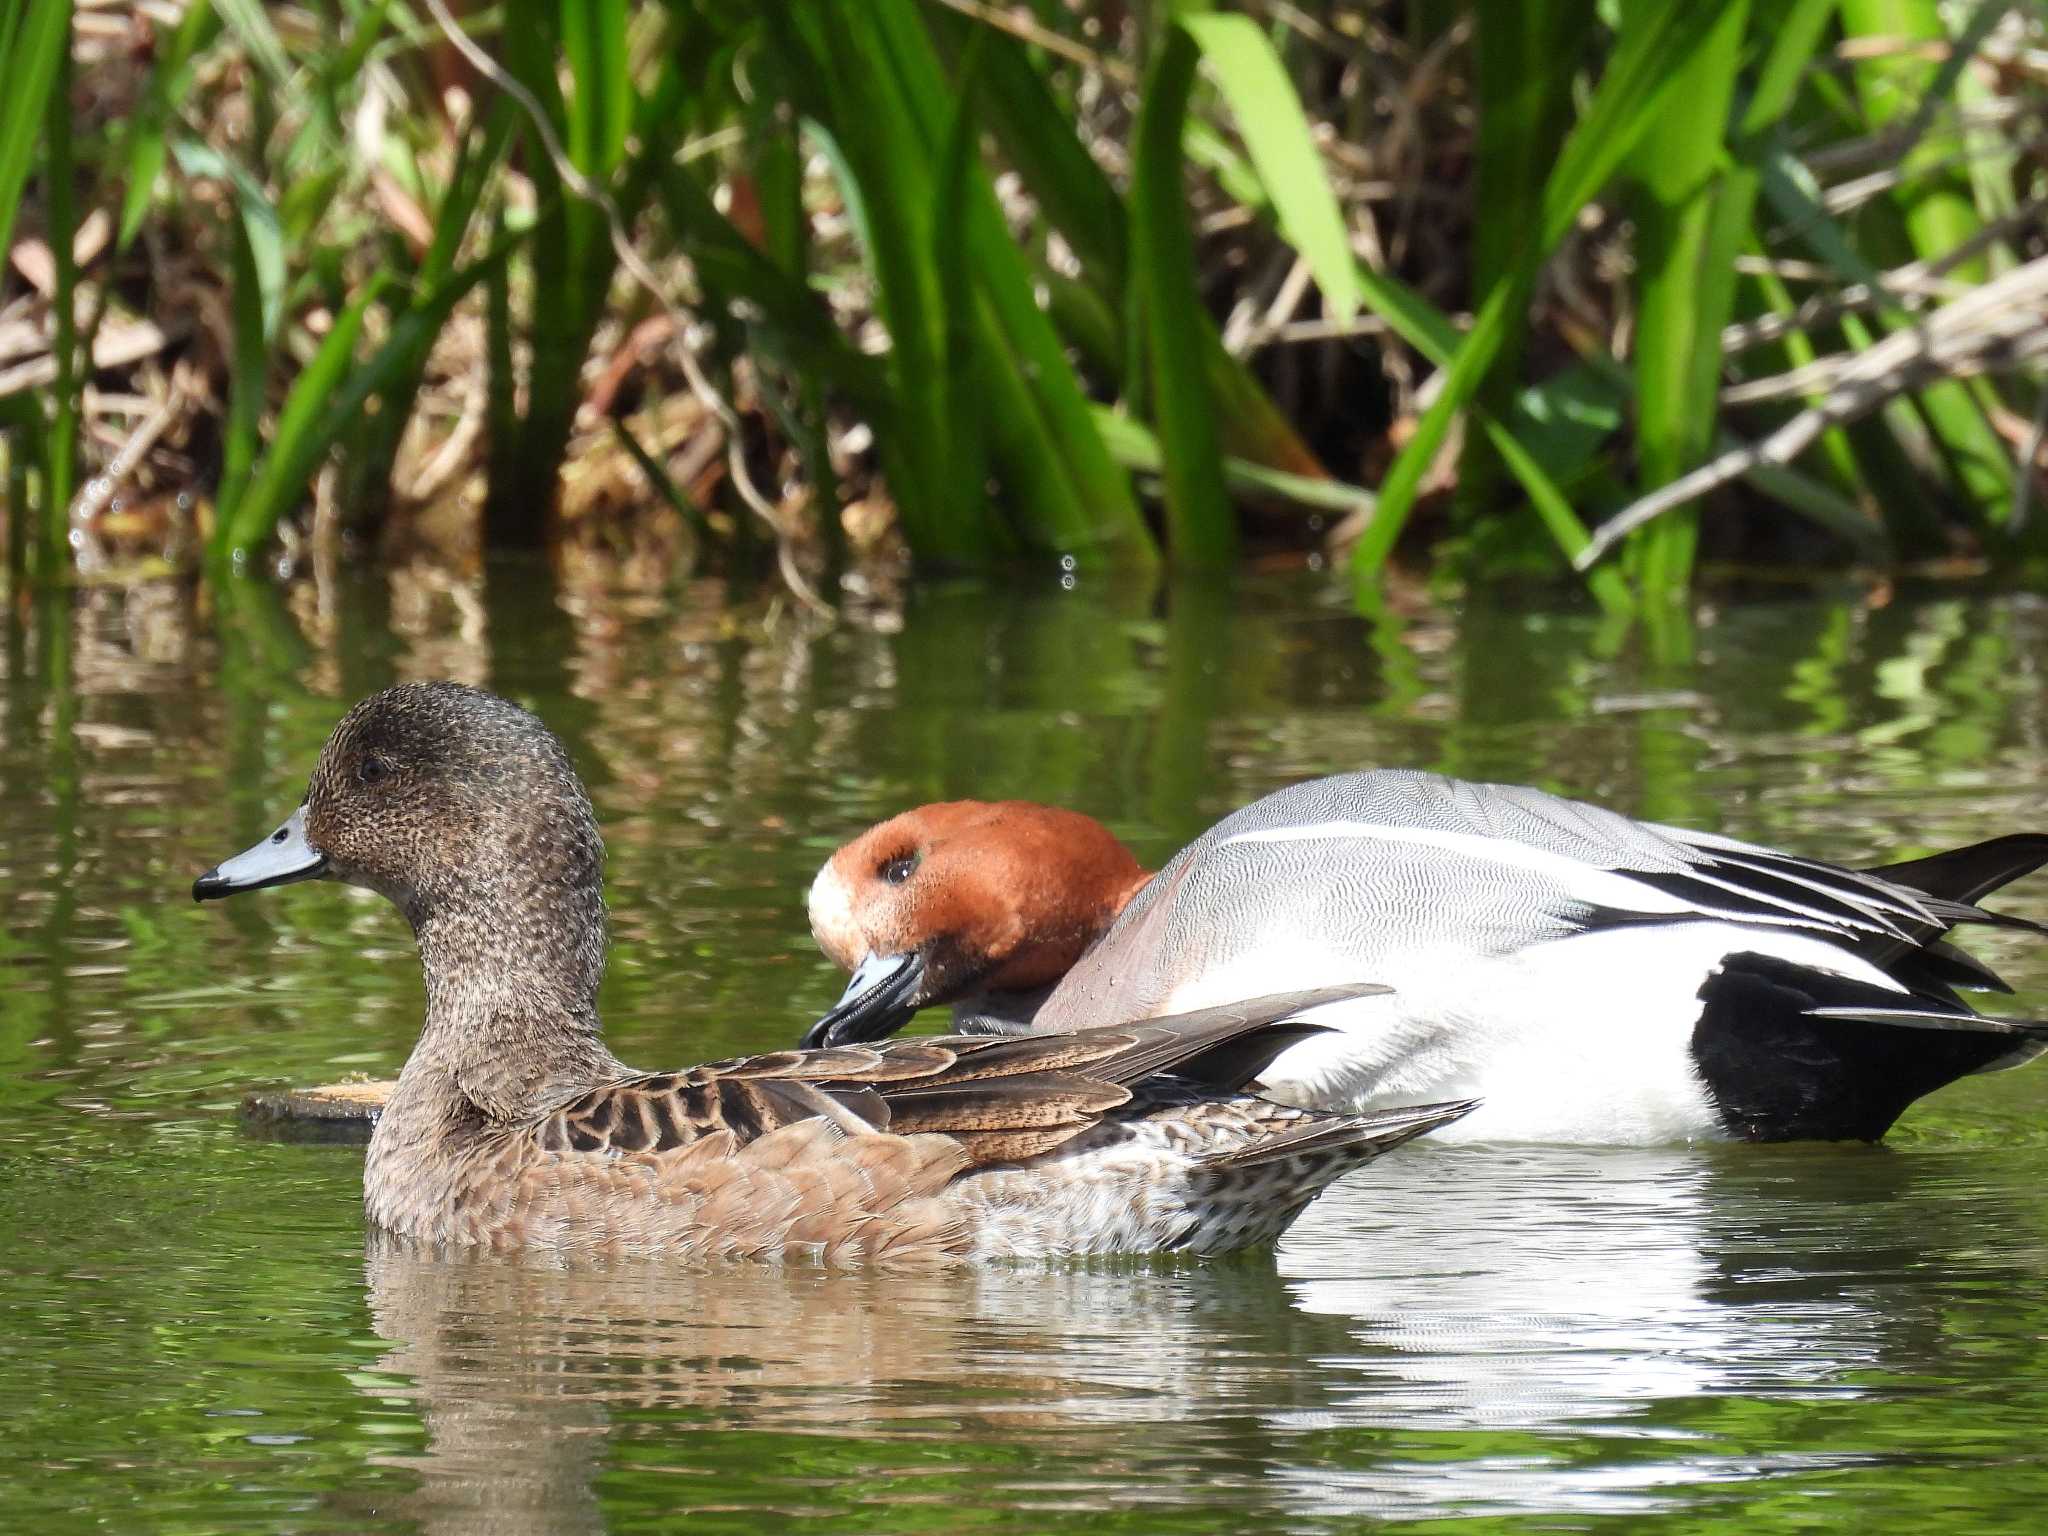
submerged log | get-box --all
[241,1079,394,1143]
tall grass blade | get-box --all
[1758,144,1998,548]
[939,18,1127,295]
[868,0,1153,566]
[802,11,986,564]
[610,417,709,546]
[209,0,293,90]
[483,0,628,547]
[1839,0,2019,539]
[1345,251,1632,614]
[930,38,994,561]
[35,15,78,579]
[1626,0,1749,597]
[656,161,890,413]
[1662,0,1855,557]
[2,392,39,589]
[822,0,1152,568]
[211,277,385,570]
[1181,12,1360,322]
[178,140,287,546]
[0,0,69,289]
[935,6,1327,499]
[1460,0,1594,523]
[1089,406,1374,519]
[1352,3,1727,599]
[219,240,517,568]
[114,0,221,249]
[1131,25,1233,566]
[341,108,519,525]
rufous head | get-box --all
[803,800,1149,1048]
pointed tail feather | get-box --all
[1866,833,2048,908]
[1804,1005,2048,1038]
[1198,1098,1478,1171]
[1721,950,2048,1040]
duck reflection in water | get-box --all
[353,1138,2038,1530]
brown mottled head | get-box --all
[803,800,1150,1048]
[194,681,605,940]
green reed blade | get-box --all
[814,0,1151,568]
[115,0,221,250]
[933,3,1326,498]
[1181,12,1360,323]
[610,417,710,544]
[482,0,623,547]
[1089,405,1374,520]
[1352,2,1727,600]
[38,11,77,572]
[1839,0,2021,542]
[936,14,1127,297]
[656,162,891,416]
[213,276,385,570]
[561,0,631,177]
[211,0,294,89]
[214,186,266,539]
[1759,143,2011,547]
[0,0,68,269]
[869,0,1151,565]
[1459,0,1594,523]
[802,10,978,563]
[930,36,994,558]
[1131,25,1233,567]
[222,237,519,569]
[1342,243,1631,613]
[1627,0,1750,597]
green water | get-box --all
[4,566,2048,1532]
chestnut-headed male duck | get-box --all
[807,800,1153,1041]
[193,685,1470,1262]
[805,774,2048,1145]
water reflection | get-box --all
[358,1135,2048,1528]
[358,1236,1344,1534]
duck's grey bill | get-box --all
[192,805,328,902]
[800,951,926,1051]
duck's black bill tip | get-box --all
[192,858,329,902]
[801,951,926,1050]
[192,805,328,902]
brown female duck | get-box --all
[194,683,1470,1262]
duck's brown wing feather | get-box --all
[468,987,1384,1259]
[534,984,1381,1171]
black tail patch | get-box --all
[1691,953,2026,1142]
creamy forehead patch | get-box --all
[807,860,862,964]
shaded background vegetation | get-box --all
[2,0,2045,616]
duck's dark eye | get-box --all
[358,754,390,786]
[879,854,918,886]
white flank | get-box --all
[1155,922,1911,1145]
